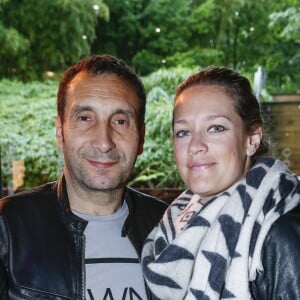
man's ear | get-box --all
[137,123,145,155]
[55,116,63,149]
[246,127,263,156]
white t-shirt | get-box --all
[74,202,147,300]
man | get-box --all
[0,54,167,299]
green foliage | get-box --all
[0,0,109,80]
[269,6,300,41]
[0,24,29,57]
[0,79,62,189]
[1,0,299,92]
[266,5,300,93]
[0,23,30,79]
[166,48,224,69]
[95,0,299,92]
[94,0,193,74]
[142,66,198,94]
[131,50,163,75]
[129,89,178,188]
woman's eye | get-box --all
[175,130,190,138]
[208,125,225,133]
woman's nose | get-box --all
[187,133,208,155]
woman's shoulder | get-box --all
[267,205,300,241]
[250,205,300,299]
[263,205,300,260]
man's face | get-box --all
[55,72,144,192]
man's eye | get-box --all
[114,119,128,126]
[175,130,190,138]
[78,115,90,121]
[208,125,225,133]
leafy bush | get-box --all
[129,87,180,188]
[0,0,109,80]
[0,79,62,190]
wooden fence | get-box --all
[261,99,300,175]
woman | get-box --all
[142,66,300,299]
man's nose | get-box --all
[91,124,115,153]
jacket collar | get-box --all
[54,175,134,232]
[56,174,135,214]
[56,174,72,212]
[54,175,88,232]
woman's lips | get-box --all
[188,161,216,170]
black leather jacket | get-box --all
[250,205,300,299]
[0,177,167,299]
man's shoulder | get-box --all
[125,187,168,240]
[0,182,57,214]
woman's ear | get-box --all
[246,127,263,156]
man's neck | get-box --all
[65,180,125,216]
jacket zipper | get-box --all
[80,234,86,300]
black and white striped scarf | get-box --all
[142,157,300,299]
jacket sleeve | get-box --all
[250,208,300,299]
[0,260,8,298]
[0,211,9,298]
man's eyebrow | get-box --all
[113,109,135,119]
[70,105,94,117]
[70,106,135,119]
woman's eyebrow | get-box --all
[206,114,231,122]
[174,114,231,124]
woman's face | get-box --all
[173,85,259,203]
